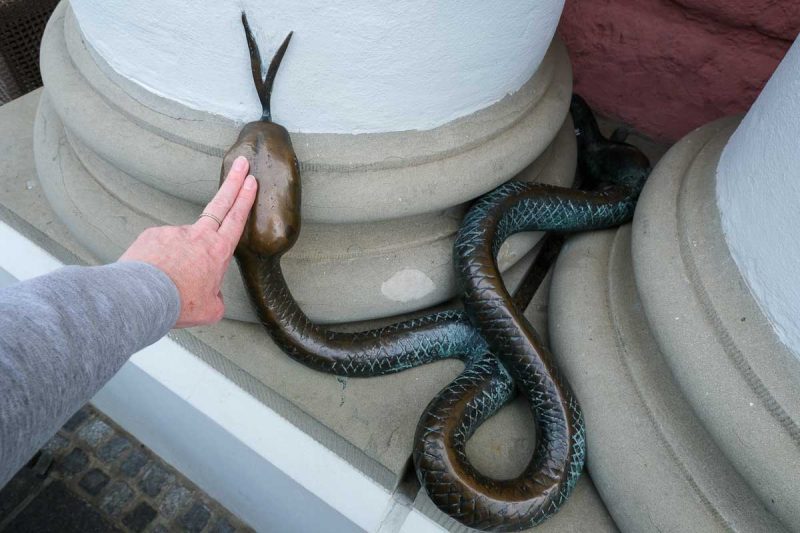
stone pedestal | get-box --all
[549,117,800,531]
[36,1,576,324]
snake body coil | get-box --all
[225,16,650,531]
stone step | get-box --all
[631,117,800,530]
[549,117,800,532]
[550,225,784,532]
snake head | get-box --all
[220,120,302,257]
[570,94,651,193]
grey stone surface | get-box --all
[79,468,111,496]
[122,501,157,532]
[97,435,132,463]
[179,502,212,533]
[159,483,192,519]
[76,418,113,446]
[34,89,576,323]
[46,3,572,224]
[60,448,89,475]
[549,226,785,532]
[119,449,148,478]
[631,118,800,530]
[138,462,174,497]
[42,433,70,454]
[100,481,134,516]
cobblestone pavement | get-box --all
[0,405,254,533]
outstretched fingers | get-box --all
[218,175,258,244]
[195,156,250,232]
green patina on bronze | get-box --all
[223,16,650,531]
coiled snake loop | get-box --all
[228,86,650,529]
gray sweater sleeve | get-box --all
[0,261,180,486]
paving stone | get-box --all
[119,448,148,477]
[122,502,158,532]
[4,480,121,532]
[99,481,135,516]
[209,516,237,533]
[42,433,70,454]
[79,468,111,496]
[138,462,174,497]
[149,524,170,533]
[97,435,132,463]
[159,483,192,519]
[0,467,44,520]
[60,447,89,474]
[77,418,114,446]
[179,502,212,533]
[62,408,90,432]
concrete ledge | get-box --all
[632,118,800,530]
[549,226,784,532]
[34,89,576,323]
[41,2,572,223]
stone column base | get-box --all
[36,1,577,323]
[549,119,800,531]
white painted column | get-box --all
[68,0,565,133]
[717,38,800,360]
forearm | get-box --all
[0,262,179,486]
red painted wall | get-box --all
[559,0,800,142]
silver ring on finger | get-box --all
[198,212,223,228]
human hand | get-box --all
[119,156,257,328]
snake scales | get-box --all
[225,16,650,531]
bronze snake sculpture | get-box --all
[223,14,650,531]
